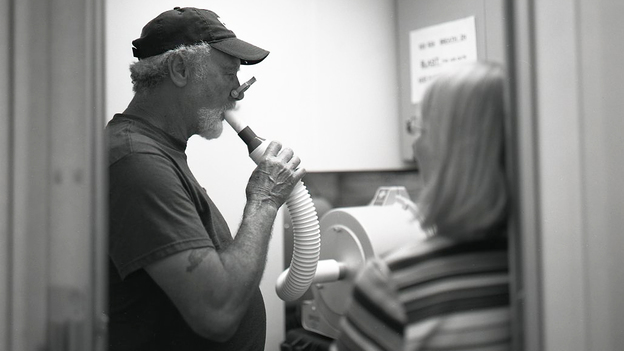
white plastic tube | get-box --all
[275,180,321,301]
[225,112,322,301]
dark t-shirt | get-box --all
[107,114,266,351]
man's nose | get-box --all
[230,77,256,100]
[231,90,245,100]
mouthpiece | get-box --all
[224,110,265,154]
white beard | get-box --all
[197,107,225,140]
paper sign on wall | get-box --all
[409,17,477,104]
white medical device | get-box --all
[298,187,427,338]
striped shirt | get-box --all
[333,235,510,351]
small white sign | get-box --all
[409,17,478,104]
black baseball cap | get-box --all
[132,7,269,65]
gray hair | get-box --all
[129,42,212,93]
[418,62,509,241]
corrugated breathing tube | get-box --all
[224,111,321,301]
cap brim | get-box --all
[210,38,269,65]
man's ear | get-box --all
[168,53,188,87]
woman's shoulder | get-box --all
[381,236,453,270]
[382,235,508,272]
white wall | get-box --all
[531,0,624,350]
[535,2,586,351]
[106,1,403,349]
[576,1,624,349]
[0,0,9,347]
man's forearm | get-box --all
[219,198,278,297]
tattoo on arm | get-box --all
[186,249,209,272]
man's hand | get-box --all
[145,140,304,342]
[245,141,306,208]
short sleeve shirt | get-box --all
[107,114,266,351]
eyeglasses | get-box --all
[406,104,424,140]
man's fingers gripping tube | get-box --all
[223,113,322,301]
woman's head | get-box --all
[414,62,508,240]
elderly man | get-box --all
[107,7,305,351]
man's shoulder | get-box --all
[107,116,167,166]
